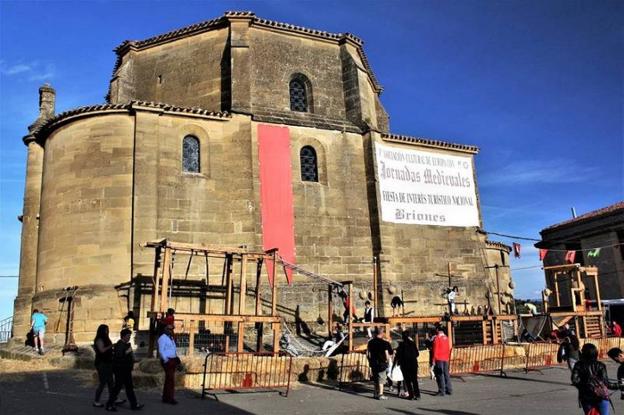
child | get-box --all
[607,347,624,400]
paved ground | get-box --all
[0,361,622,415]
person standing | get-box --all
[93,324,118,408]
[30,309,48,355]
[363,301,375,338]
[366,327,393,400]
[158,324,180,405]
[432,324,452,396]
[572,343,618,414]
[395,330,421,400]
[447,287,459,315]
[611,321,622,337]
[107,329,144,411]
[606,347,624,401]
[122,311,135,331]
[557,334,581,372]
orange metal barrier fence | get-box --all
[201,352,293,398]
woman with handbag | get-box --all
[571,343,618,414]
[395,330,421,400]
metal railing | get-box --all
[0,316,12,343]
[201,352,293,398]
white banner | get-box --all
[375,142,480,227]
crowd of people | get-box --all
[23,304,624,413]
[90,308,178,411]
[365,323,451,401]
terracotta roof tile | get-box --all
[109,11,382,98]
[381,133,479,154]
[27,101,230,144]
[542,201,624,232]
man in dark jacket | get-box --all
[106,329,144,411]
[394,330,420,400]
[607,347,624,400]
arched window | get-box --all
[289,74,312,112]
[182,135,200,173]
[300,146,318,182]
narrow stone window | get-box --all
[289,74,312,112]
[300,146,318,182]
[182,135,200,173]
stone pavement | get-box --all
[0,361,621,415]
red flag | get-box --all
[512,242,521,258]
[539,249,548,261]
[565,250,576,264]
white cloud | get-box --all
[0,60,55,82]
[480,159,600,187]
[2,64,32,75]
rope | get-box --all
[277,256,344,287]
[280,320,327,356]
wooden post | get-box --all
[255,258,263,315]
[593,272,602,310]
[494,265,502,315]
[239,254,247,314]
[151,246,162,314]
[225,254,233,314]
[160,247,172,312]
[237,322,245,353]
[491,319,498,344]
[272,322,281,353]
[574,317,581,339]
[327,284,333,337]
[554,274,560,307]
[482,320,488,345]
[582,315,588,338]
[372,256,378,317]
[348,282,353,352]
[446,320,453,348]
[271,252,278,316]
[188,320,195,356]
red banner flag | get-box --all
[565,250,576,264]
[512,242,521,258]
[539,249,548,261]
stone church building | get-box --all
[13,11,513,342]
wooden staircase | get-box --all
[584,315,603,338]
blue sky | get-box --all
[0,0,622,318]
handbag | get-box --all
[389,365,404,382]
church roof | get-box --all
[381,133,479,154]
[25,101,230,145]
[112,11,382,93]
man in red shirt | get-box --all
[432,323,452,396]
[612,321,622,337]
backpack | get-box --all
[587,365,610,401]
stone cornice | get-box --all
[381,133,479,154]
[485,240,512,253]
[27,101,230,145]
[109,11,382,95]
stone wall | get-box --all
[110,28,228,112]
[32,114,135,342]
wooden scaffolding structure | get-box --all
[144,239,283,355]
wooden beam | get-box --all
[237,322,245,353]
[225,254,233,314]
[271,251,278,316]
[327,285,333,338]
[188,320,195,355]
[239,254,247,314]
[255,258,263,315]
[272,322,281,353]
[146,312,280,323]
[160,247,172,312]
[150,246,162,314]
[348,282,353,352]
